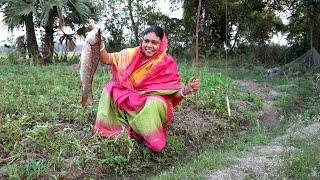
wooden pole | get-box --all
[225,0,228,70]
[225,0,231,116]
[195,0,201,110]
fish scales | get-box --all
[80,27,101,108]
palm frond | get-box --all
[40,1,56,24]
[4,0,36,16]
[68,0,91,19]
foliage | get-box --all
[102,0,178,49]
[274,80,315,112]
[283,0,320,53]
[0,63,253,178]
[170,0,286,58]
[0,60,319,178]
[1,0,320,67]
[281,137,320,179]
[0,0,101,64]
[156,59,320,179]
[52,53,80,64]
[277,107,320,179]
[231,43,289,66]
[1,0,41,61]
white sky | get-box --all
[0,13,23,42]
[0,1,287,46]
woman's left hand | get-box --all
[184,77,200,95]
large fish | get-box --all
[80,27,101,108]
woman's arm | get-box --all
[99,47,113,65]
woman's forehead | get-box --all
[143,32,160,40]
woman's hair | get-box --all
[142,26,164,40]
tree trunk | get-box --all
[24,13,40,62]
[16,35,26,57]
[312,4,320,50]
[42,10,55,64]
[128,0,139,45]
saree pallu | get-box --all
[94,35,183,151]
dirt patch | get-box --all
[204,121,320,180]
[235,79,280,127]
[273,122,320,144]
[169,104,224,143]
[201,80,320,180]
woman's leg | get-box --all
[128,97,168,151]
[94,91,126,138]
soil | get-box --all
[169,104,223,143]
[166,77,319,179]
[198,79,320,179]
[235,79,280,127]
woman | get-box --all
[93,25,200,151]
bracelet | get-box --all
[100,42,105,52]
[180,88,187,98]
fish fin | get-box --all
[81,94,88,109]
[81,93,94,109]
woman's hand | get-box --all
[183,77,200,95]
[88,24,103,31]
[88,24,96,31]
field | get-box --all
[1,59,320,179]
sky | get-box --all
[0,13,23,42]
[0,0,287,46]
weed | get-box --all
[1,64,241,178]
[280,138,320,179]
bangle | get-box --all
[100,42,105,52]
[180,88,187,98]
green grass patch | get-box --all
[280,136,320,179]
[0,63,254,179]
[178,63,262,120]
[274,80,316,112]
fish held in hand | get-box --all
[80,27,101,108]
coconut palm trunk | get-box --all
[24,13,41,61]
[42,10,55,64]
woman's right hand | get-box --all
[88,24,97,31]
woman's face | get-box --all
[142,32,161,57]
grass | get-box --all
[276,110,320,179]
[0,62,258,179]
[280,136,320,179]
[156,59,320,179]
[155,127,271,179]
[178,63,264,120]
[1,57,319,179]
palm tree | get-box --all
[1,0,41,62]
[1,0,101,64]
[38,0,100,63]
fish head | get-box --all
[85,27,101,45]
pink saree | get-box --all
[93,34,183,151]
